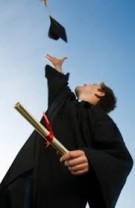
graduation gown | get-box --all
[0,65,133,208]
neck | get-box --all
[78,94,99,105]
[78,94,90,103]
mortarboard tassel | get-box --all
[41,0,68,42]
[41,0,47,7]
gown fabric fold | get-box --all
[0,65,133,208]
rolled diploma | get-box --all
[14,102,69,155]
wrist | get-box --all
[54,65,63,73]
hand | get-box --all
[46,54,68,73]
[60,150,89,175]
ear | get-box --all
[95,91,105,98]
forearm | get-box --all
[53,65,63,74]
[45,65,70,107]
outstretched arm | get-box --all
[46,54,67,73]
[45,54,74,107]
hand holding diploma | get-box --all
[60,150,89,175]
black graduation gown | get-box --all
[0,65,133,208]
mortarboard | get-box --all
[48,16,68,42]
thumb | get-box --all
[62,57,68,62]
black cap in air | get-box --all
[48,16,68,42]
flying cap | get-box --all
[48,16,68,42]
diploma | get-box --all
[14,102,69,155]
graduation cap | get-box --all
[48,16,68,42]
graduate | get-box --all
[0,54,133,208]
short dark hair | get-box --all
[96,83,117,114]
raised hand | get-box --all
[46,54,68,73]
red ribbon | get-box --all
[43,112,54,148]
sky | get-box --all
[0,0,135,207]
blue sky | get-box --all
[0,1,135,207]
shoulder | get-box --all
[82,101,116,127]
[92,104,114,123]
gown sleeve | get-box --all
[84,110,133,208]
[45,65,71,107]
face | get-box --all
[75,83,103,96]
[75,82,105,104]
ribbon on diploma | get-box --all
[43,112,54,148]
[14,102,69,155]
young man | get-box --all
[45,54,117,177]
[0,55,133,208]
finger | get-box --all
[46,54,52,58]
[62,57,68,61]
[60,152,71,162]
[46,55,52,61]
[46,54,54,61]
[68,163,88,172]
[66,157,87,167]
[70,168,89,175]
[60,150,84,162]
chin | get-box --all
[75,86,80,95]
